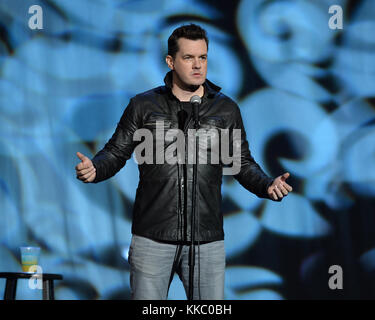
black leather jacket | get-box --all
[92,71,274,242]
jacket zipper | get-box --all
[178,98,204,240]
[178,101,185,217]
[176,101,185,241]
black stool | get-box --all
[0,272,63,300]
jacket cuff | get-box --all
[91,159,102,183]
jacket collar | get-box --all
[163,70,221,99]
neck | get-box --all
[171,72,204,102]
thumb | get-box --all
[76,152,87,162]
[281,172,290,181]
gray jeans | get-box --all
[128,235,225,300]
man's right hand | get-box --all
[75,152,96,183]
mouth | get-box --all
[192,73,202,77]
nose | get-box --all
[193,58,201,69]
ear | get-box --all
[165,55,174,70]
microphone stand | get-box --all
[188,98,200,301]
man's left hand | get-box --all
[267,172,293,200]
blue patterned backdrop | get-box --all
[0,0,374,299]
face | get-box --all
[166,38,208,89]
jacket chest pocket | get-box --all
[143,112,174,130]
[198,116,225,145]
[195,116,225,160]
[142,113,178,153]
[199,116,224,130]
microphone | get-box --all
[190,95,201,127]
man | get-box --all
[75,24,292,300]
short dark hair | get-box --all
[167,24,209,58]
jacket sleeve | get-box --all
[91,98,142,183]
[227,103,274,199]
